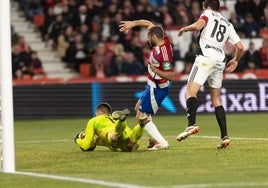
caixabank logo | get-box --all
[91,80,268,115]
[178,82,268,113]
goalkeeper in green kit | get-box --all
[74,102,145,152]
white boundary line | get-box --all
[194,135,268,141]
[16,139,70,143]
[15,171,147,188]
[14,171,268,188]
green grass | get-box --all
[1,113,268,188]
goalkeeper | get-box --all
[74,102,144,152]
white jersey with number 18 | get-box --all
[198,9,241,62]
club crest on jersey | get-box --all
[163,61,171,70]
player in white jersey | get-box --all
[176,0,244,149]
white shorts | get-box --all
[188,55,226,88]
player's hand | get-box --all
[148,61,159,74]
[74,130,85,143]
[119,21,135,34]
[177,27,186,37]
[225,59,238,73]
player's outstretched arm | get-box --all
[119,20,155,33]
[225,41,244,73]
[75,121,96,151]
[148,61,175,81]
[177,19,206,37]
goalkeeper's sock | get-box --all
[144,121,168,145]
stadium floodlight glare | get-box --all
[0,0,15,173]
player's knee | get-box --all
[138,113,149,127]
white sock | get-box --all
[144,121,168,145]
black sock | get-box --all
[186,97,198,126]
[215,106,227,139]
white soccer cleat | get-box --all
[217,136,230,149]
[176,125,200,142]
[148,143,169,151]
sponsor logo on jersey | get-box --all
[163,62,171,70]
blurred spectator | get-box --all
[25,0,43,22]
[189,0,202,22]
[228,11,245,38]
[28,51,45,77]
[47,14,68,48]
[52,0,63,16]
[172,3,190,26]
[235,0,253,20]
[183,41,198,74]
[125,35,144,63]
[67,0,79,15]
[67,33,90,72]
[243,41,262,70]
[16,0,26,11]
[17,36,31,54]
[110,12,125,43]
[259,39,268,68]
[80,24,90,44]
[107,3,118,18]
[122,52,145,75]
[251,0,267,28]
[160,5,174,27]
[134,3,147,20]
[99,15,114,42]
[42,7,55,42]
[144,4,163,24]
[243,13,260,38]
[61,5,72,24]
[71,4,92,31]
[12,44,31,79]
[122,6,133,20]
[87,32,100,57]
[11,25,19,46]
[265,3,268,26]
[16,0,268,80]
[57,25,74,61]
[90,43,112,77]
[110,44,127,76]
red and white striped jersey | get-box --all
[148,36,174,88]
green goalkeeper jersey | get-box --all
[76,114,143,152]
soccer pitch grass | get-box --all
[1,113,268,188]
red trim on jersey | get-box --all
[200,15,208,25]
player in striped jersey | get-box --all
[176,0,244,148]
[119,20,174,150]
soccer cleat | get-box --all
[148,143,169,151]
[176,125,200,142]
[112,108,130,121]
[217,136,230,149]
[147,138,158,149]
